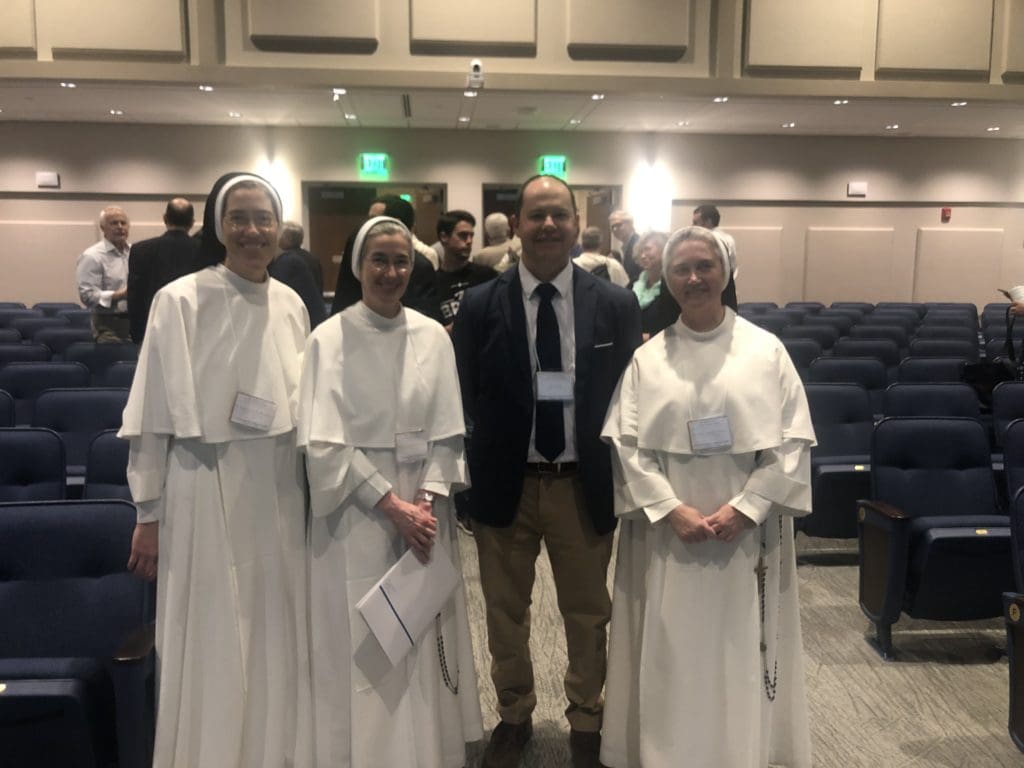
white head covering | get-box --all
[213,174,283,245]
[662,225,735,278]
[350,215,412,281]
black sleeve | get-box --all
[331,230,362,315]
[270,254,327,329]
[402,253,444,324]
[451,289,479,432]
[127,245,150,344]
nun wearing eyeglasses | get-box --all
[598,226,815,768]
[120,172,313,766]
[297,216,483,767]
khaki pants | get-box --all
[91,313,131,343]
[474,470,614,732]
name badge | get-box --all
[536,371,573,401]
[396,430,428,464]
[688,415,733,454]
[230,392,277,431]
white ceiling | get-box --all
[1,79,1022,139]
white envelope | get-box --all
[356,543,460,667]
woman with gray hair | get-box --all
[599,225,815,767]
[297,216,483,767]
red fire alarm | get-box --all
[941,207,951,223]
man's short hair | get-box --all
[380,195,416,230]
[693,204,721,228]
[279,221,304,249]
[437,209,476,238]
[484,212,510,241]
[164,198,194,229]
[99,206,127,226]
[513,175,578,218]
[608,209,633,225]
[580,226,602,251]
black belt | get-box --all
[525,461,579,475]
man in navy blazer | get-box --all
[453,175,641,768]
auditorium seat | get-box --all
[0,362,91,424]
[748,314,789,334]
[32,302,82,317]
[0,389,12,428]
[103,361,137,388]
[0,499,155,768]
[833,338,901,382]
[808,357,888,415]
[84,430,131,501]
[781,339,822,379]
[812,310,856,335]
[882,383,981,419]
[1003,419,1024,508]
[785,301,824,314]
[913,325,978,345]
[908,338,979,362]
[984,324,1024,343]
[63,342,139,385]
[0,329,20,344]
[0,427,65,501]
[860,311,917,333]
[0,301,27,309]
[9,316,69,340]
[858,417,1013,658]
[849,324,909,349]
[986,339,1014,360]
[876,301,926,318]
[33,327,94,359]
[738,301,778,314]
[982,303,1011,327]
[55,309,92,329]
[800,383,873,539]
[896,357,967,384]
[830,302,874,315]
[780,324,839,350]
[1002,590,1024,752]
[922,309,978,329]
[32,388,130,478]
[0,309,42,328]
[0,343,51,367]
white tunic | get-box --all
[297,302,483,768]
[599,310,815,768]
[120,265,313,768]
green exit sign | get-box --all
[538,155,568,180]
[358,153,390,180]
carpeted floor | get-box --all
[456,532,1021,767]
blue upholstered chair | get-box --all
[0,499,155,767]
[780,323,840,350]
[811,311,856,335]
[780,339,822,380]
[9,316,69,340]
[737,301,778,314]
[55,309,92,329]
[800,383,873,539]
[103,361,137,389]
[0,329,21,343]
[849,324,909,349]
[1002,590,1024,752]
[876,301,926,319]
[0,427,65,501]
[33,327,94,359]
[994,384,1024,450]
[1003,419,1024,509]
[830,301,874,315]
[0,308,43,328]
[32,302,82,317]
[882,383,981,419]
[908,338,979,362]
[0,343,51,368]
[0,389,12,428]
[858,417,1014,658]
[84,430,131,501]
[808,356,888,415]
[32,388,130,478]
[912,324,978,344]
[860,311,917,333]
[63,342,139,385]
[0,362,91,425]
[896,356,967,384]
[785,301,824,314]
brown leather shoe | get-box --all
[481,719,532,768]
[569,729,607,768]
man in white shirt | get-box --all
[573,226,629,287]
[76,205,132,342]
[474,212,522,271]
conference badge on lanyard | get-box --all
[687,415,733,454]
[536,371,574,401]
[230,392,278,431]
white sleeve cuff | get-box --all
[99,290,114,308]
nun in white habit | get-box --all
[297,216,483,767]
[122,172,313,767]
[599,226,815,768]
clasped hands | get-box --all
[377,490,437,564]
[667,502,754,543]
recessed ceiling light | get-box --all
[198,85,214,92]
[713,96,729,103]
[951,101,968,107]
[332,88,347,96]
[60,82,77,89]
[569,118,582,125]
[591,93,605,101]
[109,109,124,116]
[833,99,849,105]
[343,113,357,120]
[987,126,1000,132]
[885,124,900,130]
[463,90,478,98]
[677,120,690,127]
[228,111,242,118]
[458,116,471,123]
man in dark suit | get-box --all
[127,197,200,343]
[453,175,641,768]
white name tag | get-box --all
[688,415,733,454]
[396,430,428,464]
[536,371,574,401]
[230,392,277,431]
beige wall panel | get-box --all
[721,226,785,304]
[40,0,185,58]
[248,0,377,54]
[410,0,536,56]
[876,0,992,74]
[746,0,862,70]
[912,228,1003,306]
[1005,0,1024,79]
[805,228,896,303]
[0,1,36,53]
[567,0,689,61]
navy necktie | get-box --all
[534,282,565,461]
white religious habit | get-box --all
[599,308,815,768]
[119,264,313,768]
[297,300,483,768]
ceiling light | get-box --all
[332,88,347,96]
[228,111,242,118]
[713,96,729,103]
[569,118,582,125]
[591,93,605,101]
[109,109,124,116]
[343,113,357,120]
[885,124,899,130]
[677,120,690,127]
[458,116,471,123]
[951,101,967,107]
[463,90,478,98]
[198,84,214,92]
[782,122,796,128]
[987,126,1000,132]
[833,99,849,105]
[60,82,76,89]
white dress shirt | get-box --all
[76,237,129,312]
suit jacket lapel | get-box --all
[573,266,597,391]
[500,269,533,405]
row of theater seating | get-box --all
[0,340,139,370]
[0,427,129,501]
[0,362,135,426]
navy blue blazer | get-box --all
[452,264,642,535]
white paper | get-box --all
[356,543,460,667]
[688,415,733,454]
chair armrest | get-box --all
[858,499,907,520]
[858,499,912,627]
[114,621,155,663]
